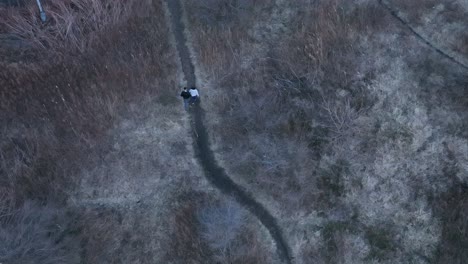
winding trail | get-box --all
[379,0,468,71]
[164,0,292,263]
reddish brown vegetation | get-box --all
[0,0,173,204]
[0,0,176,262]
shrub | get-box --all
[164,192,270,263]
[197,198,274,263]
[197,199,246,255]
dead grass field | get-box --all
[183,0,468,263]
[390,0,468,63]
[1,0,466,262]
[0,0,284,262]
[0,0,188,261]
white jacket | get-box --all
[189,89,199,97]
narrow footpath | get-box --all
[379,0,468,71]
[164,0,292,263]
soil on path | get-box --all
[164,0,292,263]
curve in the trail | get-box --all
[164,0,292,263]
[379,0,468,71]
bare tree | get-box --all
[197,199,246,261]
[321,97,361,139]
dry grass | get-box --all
[184,0,468,262]
[0,0,179,262]
[163,192,273,263]
[0,0,142,54]
[0,0,172,203]
[186,0,387,207]
[2,1,273,262]
[2,0,465,262]
[390,0,468,63]
[184,0,275,84]
[165,193,210,263]
[0,200,80,264]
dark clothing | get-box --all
[180,91,191,99]
[183,98,190,111]
[189,95,198,105]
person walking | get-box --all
[189,87,200,105]
[180,87,191,111]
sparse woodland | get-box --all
[0,0,467,263]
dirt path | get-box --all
[164,0,292,263]
[379,0,468,71]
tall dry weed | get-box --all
[0,0,172,203]
[0,0,144,54]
